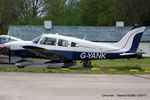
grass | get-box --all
[0,67,140,74]
[0,58,150,74]
[91,58,150,70]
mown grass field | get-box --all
[91,58,150,70]
[0,58,150,74]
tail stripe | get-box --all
[104,26,145,52]
[121,30,139,49]
[105,31,137,52]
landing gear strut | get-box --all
[82,60,92,68]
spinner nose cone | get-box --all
[0,44,5,50]
[0,44,9,55]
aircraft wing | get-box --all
[23,46,69,60]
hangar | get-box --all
[8,25,150,57]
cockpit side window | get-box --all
[40,37,56,46]
[58,39,68,47]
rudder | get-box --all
[115,25,145,52]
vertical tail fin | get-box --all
[115,25,145,52]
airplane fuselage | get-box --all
[4,26,145,61]
[7,34,135,60]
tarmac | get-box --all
[0,56,46,68]
[0,72,149,100]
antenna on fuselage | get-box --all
[41,33,46,36]
[56,33,59,35]
[83,35,87,40]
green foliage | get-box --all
[97,0,116,26]
[44,0,82,25]
[80,0,101,26]
[0,0,150,34]
[91,58,150,70]
[12,17,44,25]
[112,0,150,26]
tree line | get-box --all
[0,0,150,34]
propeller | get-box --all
[8,35,12,63]
[8,48,11,63]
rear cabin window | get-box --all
[40,37,56,46]
[71,42,77,47]
[58,39,68,47]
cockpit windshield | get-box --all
[32,35,42,44]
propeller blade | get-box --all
[8,35,11,63]
[8,48,11,63]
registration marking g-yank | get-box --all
[80,52,106,59]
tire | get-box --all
[17,66,25,68]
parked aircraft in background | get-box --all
[3,25,145,68]
[0,35,23,44]
[0,35,23,62]
[0,35,23,50]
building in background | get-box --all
[8,25,150,57]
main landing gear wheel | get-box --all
[17,66,25,68]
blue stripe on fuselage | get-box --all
[12,49,136,60]
[12,50,40,58]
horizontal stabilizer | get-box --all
[120,52,145,56]
[135,52,145,54]
[120,53,135,56]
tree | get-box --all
[0,0,18,34]
[97,0,116,26]
[80,0,101,26]
[112,0,150,25]
[44,0,81,25]
[13,0,45,24]
[0,0,46,34]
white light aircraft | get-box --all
[3,25,145,68]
